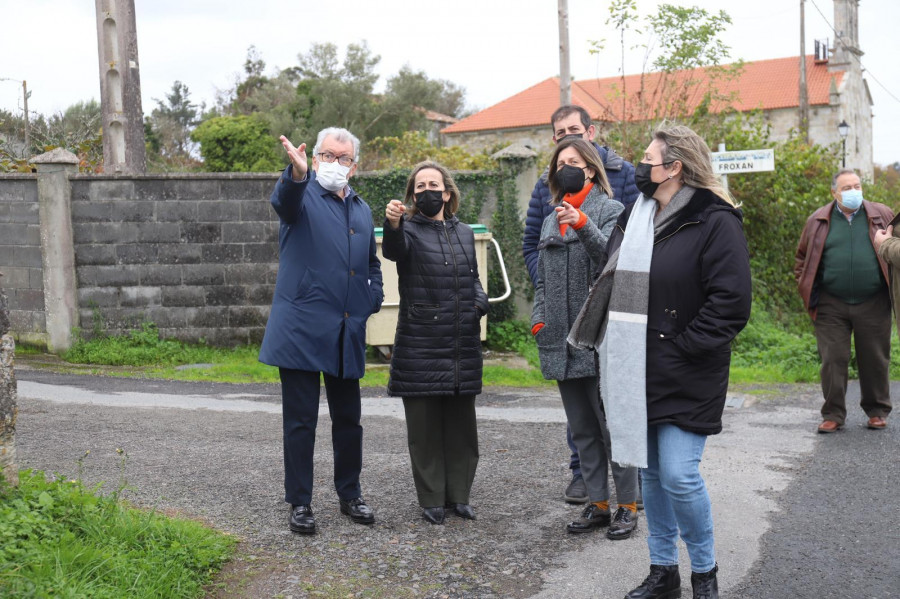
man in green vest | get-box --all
[794,169,893,433]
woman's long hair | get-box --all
[547,138,613,202]
[653,124,738,207]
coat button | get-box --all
[350,269,355,276]
[344,312,349,318]
[350,228,355,235]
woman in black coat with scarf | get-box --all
[570,124,751,599]
[383,161,489,525]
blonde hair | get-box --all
[653,123,738,207]
[404,161,460,218]
[547,138,613,202]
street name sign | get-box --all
[711,149,775,174]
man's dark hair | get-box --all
[550,105,592,130]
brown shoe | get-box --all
[867,416,887,429]
[817,420,842,433]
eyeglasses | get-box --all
[644,161,675,168]
[317,151,354,167]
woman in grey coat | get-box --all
[531,138,639,539]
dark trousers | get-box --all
[279,368,363,506]
[557,377,638,504]
[402,395,479,508]
[815,291,893,425]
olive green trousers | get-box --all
[402,394,479,508]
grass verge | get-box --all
[0,470,235,598]
[27,312,900,387]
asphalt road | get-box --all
[12,367,900,598]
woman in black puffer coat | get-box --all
[382,161,489,525]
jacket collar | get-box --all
[409,213,458,228]
[617,188,743,238]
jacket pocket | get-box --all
[408,302,440,322]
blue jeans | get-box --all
[642,424,715,573]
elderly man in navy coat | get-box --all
[260,127,384,534]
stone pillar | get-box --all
[0,275,17,487]
[491,143,539,219]
[32,148,80,353]
[491,144,540,320]
[95,0,146,174]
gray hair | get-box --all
[313,127,361,162]
[831,168,858,189]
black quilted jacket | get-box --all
[382,213,489,397]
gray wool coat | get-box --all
[531,187,624,381]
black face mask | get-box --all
[634,161,672,198]
[555,164,588,195]
[414,189,445,218]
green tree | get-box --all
[148,81,200,158]
[596,3,743,162]
[295,41,382,138]
[190,115,281,172]
[367,66,467,137]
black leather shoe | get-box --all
[289,504,316,534]
[339,497,375,524]
[566,503,611,533]
[607,506,638,540]
[690,564,718,599]
[624,564,681,599]
[422,506,445,524]
[446,503,476,520]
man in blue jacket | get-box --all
[260,127,384,534]
[522,105,639,504]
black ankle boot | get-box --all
[690,564,718,599]
[624,564,681,599]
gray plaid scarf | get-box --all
[568,185,696,467]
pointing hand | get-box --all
[279,136,308,181]
[386,199,406,228]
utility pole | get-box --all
[95,0,146,174]
[0,78,31,155]
[22,80,29,154]
[558,0,571,105]
[798,0,810,143]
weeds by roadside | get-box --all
[21,312,900,387]
[0,468,235,598]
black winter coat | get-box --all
[607,188,752,434]
[382,214,489,398]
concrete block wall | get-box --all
[70,174,280,346]
[0,175,45,343]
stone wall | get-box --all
[0,175,44,345]
[70,174,280,346]
[0,158,529,349]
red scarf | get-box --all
[559,182,593,237]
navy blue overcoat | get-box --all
[259,166,384,379]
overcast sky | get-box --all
[2,0,898,165]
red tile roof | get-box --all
[443,56,844,134]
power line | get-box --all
[808,0,900,105]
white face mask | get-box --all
[316,160,351,192]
